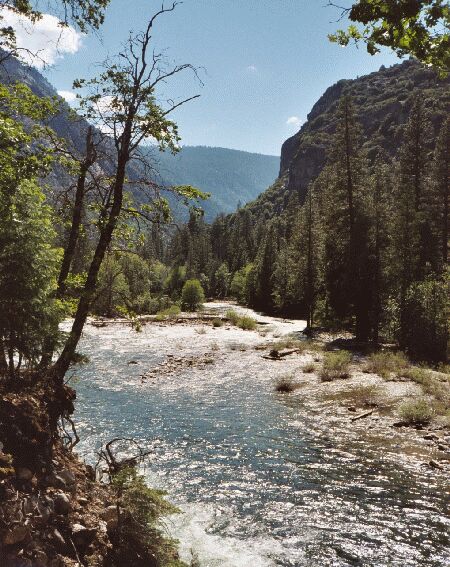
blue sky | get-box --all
[38,1,400,155]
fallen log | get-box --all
[264,348,300,360]
[350,409,374,422]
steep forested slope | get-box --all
[154,146,279,219]
[246,60,449,219]
[0,56,278,220]
[166,60,448,361]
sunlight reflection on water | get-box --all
[72,317,450,567]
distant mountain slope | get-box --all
[0,56,279,220]
[153,146,279,219]
[244,60,449,220]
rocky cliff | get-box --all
[247,60,449,219]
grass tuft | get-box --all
[399,398,434,426]
[275,374,299,393]
[155,305,181,321]
[226,309,257,331]
[226,309,240,325]
[302,362,316,373]
[347,384,381,408]
[400,367,450,408]
[195,326,207,335]
[320,350,352,382]
[268,338,321,355]
[238,316,257,330]
[364,351,409,379]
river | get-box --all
[71,303,450,566]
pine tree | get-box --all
[271,239,291,312]
[392,96,433,348]
[287,179,323,327]
[430,117,449,270]
[0,83,62,377]
[0,180,61,376]
[322,96,370,339]
[367,158,393,342]
[253,222,279,311]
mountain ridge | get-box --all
[246,59,449,221]
[0,55,279,221]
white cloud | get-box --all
[0,8,82,68]
[246,64,257,73]
[57,90,77,104]
[286,116,302,128]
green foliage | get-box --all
[92,254,131,317]
[364,351,409,379]
[165,266,187,299]
[214,263,231,298]
[230,264,253,303]
[181,279,205,311]
[237,316,257,330]
[0,179,63,374]
[212,318,223,327]
[320,351,352,382]
[401,276,449,362]
[399,398,434,426]
[0,83,64,375]
[155,305,181,321]
[226,309,241,325]
[110,467,188,567]
[329,0,450,75]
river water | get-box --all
[71,304,450,566]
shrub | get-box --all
[110,467,187,567]
[226,309,240,325]
[237,316,257,330]
[195,327,207,335]
[401,367,450,407]
[181,279,205,312]
[212,318,223,328]
[400,366,432,384]
[320,351,352,381]
[348,384,381,408]
[399,399,434,426]
[275,374,298,393]
[229,264,253,303]
[302,362,316,373]
[364,351,409,379]
[401,277,448,362]
[225,310,257,330]
[155,304,181,321]
[436,363,450,376]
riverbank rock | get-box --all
[54,493,71,515]
[3,525,31,545]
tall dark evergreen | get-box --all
[430,117,449,270]
[367,159,393,342]
[322,96,371,339]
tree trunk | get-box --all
[0,339,7,375]
[442,141,449,265]
[40,127,97,369]
[53,153,128,382]
[7,334,14,379]
[57,127,96,297]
